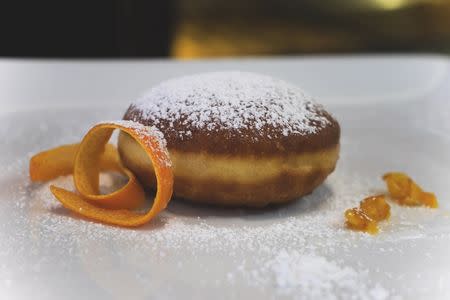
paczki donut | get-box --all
[119,71,340,207]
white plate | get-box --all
[0,56,450,300]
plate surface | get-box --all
[0,56,450,300]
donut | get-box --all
[118,71,340,207]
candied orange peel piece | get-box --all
[345,208,379,235]
[29,121,173,227]
[360,194,391,221]
[382,172,438,208]
[345,195,390,234]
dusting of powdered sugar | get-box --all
[130,71,330,139]
[249,250,390,300]
[15,170,419,299]
[101,120,171,167]
[4,158,450,299]
[2,106,450,299]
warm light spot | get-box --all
[372,0,409,10]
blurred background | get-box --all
[1,0,450,59]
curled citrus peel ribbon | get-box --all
[29,121,173,227]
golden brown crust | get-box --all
[173,167,334,207]
[118,132,339,206]
[123,107,340,156]
[120,72,340,205]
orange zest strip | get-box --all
[30,143,121,182]
[382,172,438,208]
[30,121,173,227]
[30,142,143,210]
[70,125,145,210]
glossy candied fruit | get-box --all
[420,191,438,208]
[382,172,438,208]
[345,195,390,234]
[360,194,390,221]
[345,208,378,234]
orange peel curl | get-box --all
[29,121,173,227]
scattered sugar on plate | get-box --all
[14,167,447,299]
[247,250,391,300]
[1,107,450,299]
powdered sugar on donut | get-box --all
[107,120,168,149]
[99,120,171,167]
[131,71,330,139]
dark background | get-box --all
[1,0,449,59]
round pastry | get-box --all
[118,71,340,207]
